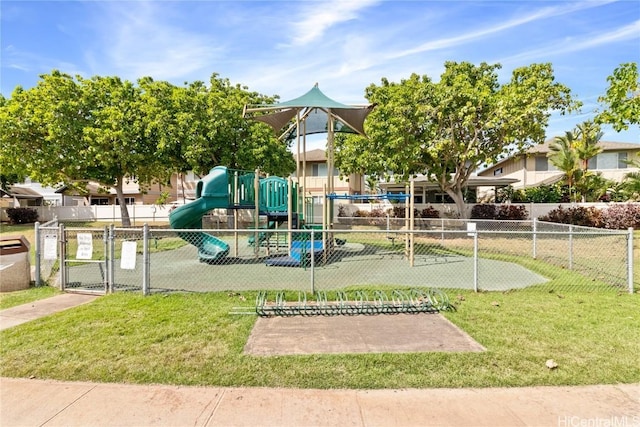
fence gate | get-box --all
[59,225,109,295]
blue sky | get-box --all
[1,0,639,148]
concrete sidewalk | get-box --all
[0,293,99,331]
[1,378,638,426]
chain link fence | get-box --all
[34,218,59,287]
[36,218,635,296]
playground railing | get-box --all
[39,221,635,295]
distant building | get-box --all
[478,140,640,189]
[293,149,364,203]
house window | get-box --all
[597,152,619,169]
[90,198,109,205]
[493,167,503,176]
[413,195,423,204]
[618,152,628,169]
[116,197,136,205]
[434,193,454,203]
[535,156,548,171]
[311,163,339,177]
[312,163,326,177]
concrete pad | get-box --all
[0,293,99,330]
[244,313,485,356]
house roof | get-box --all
[0,186,44,199]
[380,176,519,190]
[295,149,327,162]
[55,181,141,196]
[526,139,640,154]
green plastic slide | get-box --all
[169,167,230,262]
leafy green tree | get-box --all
[0,71,91,193]
[597,62,640,132]
[335,62,577,218]
[1,71,295,224]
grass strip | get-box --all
[1,287,638,389]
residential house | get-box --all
[479,140,640,190]
[0,186,44,207]
[293,149,365,203]
[55,174,198,207]
[379,176,519,205]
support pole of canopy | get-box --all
[288,177,293,254]
[254,169,260,258]
[296,110,301,188]
[410,180,415,267]
[302,114,307,224]
[234,171,239,257]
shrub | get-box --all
[601,204,640,230]
[539,206,602,227]
[496,205,528,220]
[471,204,528,220]
[6,207,39,224]
[471,204,497,219]
[419,207,440,218]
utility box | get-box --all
[0,235,32,292]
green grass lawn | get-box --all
[0,286,60,310]
[1,287,638,389]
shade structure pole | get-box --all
[296,110,301,187]
[410,180,415,267]
[254,169,260,257]
[302,112,307,224]
[288,177,293,254]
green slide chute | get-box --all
[169,166,230,262]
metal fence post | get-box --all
[310,228,315,294]
[34,221,41,286]
[59,223,66,291]
[568,224,574,270]
[532,218,537,259]
[103,225,109,293]
[143,223,150,295]
[108,224,115,293]
[473,230,479,292]
[628,227,634,294]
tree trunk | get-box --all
[446,187,468,219]
[114,177,132,227]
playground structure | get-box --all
[170,84,422,267]
[169,166,310,264]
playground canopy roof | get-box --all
[244,84,374,138]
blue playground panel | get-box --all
[265,240,324,267]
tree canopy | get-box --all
[0,71,294,225]
[335,61,578,218]
[597,62,640,132]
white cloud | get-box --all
[499,20,640,65]
[90,2,221,81]
[388,1,616,60]
[286,0,380,47]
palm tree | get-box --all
[620,159,640,200]
[548,131,581,200]
[574,120,603,172]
